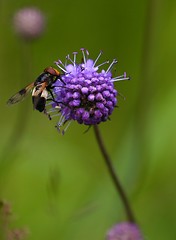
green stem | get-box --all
[93,125,136,223]
[133,0,159,193]
[0,41,33,165]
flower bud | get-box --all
[13,7,45,40]
[106,222,143,240]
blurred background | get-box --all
[0,0,176,239]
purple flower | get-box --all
[106,222,143,240]
[48,49,129,133]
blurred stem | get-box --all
[16,39,33,125]
[136,0,158,119]
[133,0,159,192]
[10,40,33,139]
[93,125,136,223]
[0,40,33,165]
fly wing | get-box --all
[7,82,34,105]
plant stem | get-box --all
[0,41,32,166]
[93,124,136,223]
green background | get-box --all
[0,0,176,239]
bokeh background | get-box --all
[0,0,176,239]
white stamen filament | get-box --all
[58,114,66,127]
[50,113,61,119]
[55,62,67,73]
[47,108,60,114]
[111,76,130,82]
[72,52,78,66]
[114,74,127,79]
[96,60,109,69]
[62,121,72,135]
[80,48,86,64]
[64,58,68,68]
[86,49,89,56]
[66,54,75,65]
[93,50,103,67]
[58,59,66,69]
[106,59,118,73]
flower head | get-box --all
[106,222,143,240]
[13,7,45,40]
[47,49,129,133]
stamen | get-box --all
[54,86,70,93]
[64,57,68,67]
[50,113,61,119]
[114,73,127,79]
[55,60,67,73]
[86,49,89,56]
[47,108,60,114]
[93,50,103,67]
[72,52,78,65]
[106,59,118,73]
[118,92,126,100]
[56,122,64,134]
[58,114,65,127]
[58,59,66,69]
[66,54,74,65]
[96,60,109,69]
[62,121,72,135]
[80,48,86,64]
[45,101,53,106]
[111,76,130,82]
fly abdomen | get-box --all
[32,87,48,112]
[32,96,46,112]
